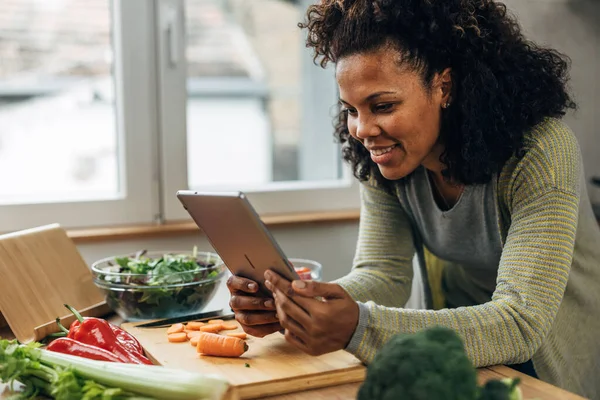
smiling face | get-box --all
[336,45,451,180]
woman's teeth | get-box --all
[370,145,396,156]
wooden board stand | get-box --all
[0,224,109,343]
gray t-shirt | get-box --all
[401,167,503,308]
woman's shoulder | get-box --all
[522,117,581,161]
[499,117,582,196]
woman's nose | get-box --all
[354,116,380,140]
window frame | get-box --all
[157,0,360,222]
[0,0,160,232]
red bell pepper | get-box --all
[62,304,153,365]
[66,314,144,355]
[46,337,125,363]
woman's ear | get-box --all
[439,68,453,108]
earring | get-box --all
[443,102,451,109]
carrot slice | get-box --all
[227,332,247,339]
[196,332,248,357]
[190,335,200,347]
[167,323,185,334]
[187,321,205,330]
[187,331,202,339]
[208,319,224,325]
[200,324,223,333]
[167,332,188,343]
[221,322,238,330]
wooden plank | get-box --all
[121,321,365,400]
[485,366,587,400]
[261,382,360,400]
[260,366,589,400]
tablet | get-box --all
[176,190,299,296]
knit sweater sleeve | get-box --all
[343,120,581,366]
[334,181,415,309]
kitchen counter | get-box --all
[0,321,587,400]
[0,278,589,399]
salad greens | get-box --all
[94,247,224,321]
[0,339,229,400]
[111,247,217,285]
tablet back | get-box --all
[176,190,298,295]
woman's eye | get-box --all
[374,103,393,112]
[343,107,357,116]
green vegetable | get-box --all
[244,363,250,368]
[0,339,229,400]
[111,247,216,285]
[357,326,523,400]
[95,247,224,320]
[479,378,523,400]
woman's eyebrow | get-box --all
[365,91,396,101]
[339,91,397,106]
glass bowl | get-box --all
[289,258,322,281]
[90,250,226,321]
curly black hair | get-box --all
[299,0,577,186]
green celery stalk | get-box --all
[37,349,229,400]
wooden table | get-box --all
[0,323,586,400]
[259,365,587,400]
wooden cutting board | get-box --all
[0,224,108,343]
[121,321,366,400]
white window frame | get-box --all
[0,0,160,231]
[157,0,360,221]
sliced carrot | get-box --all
[167,332,188,343]
[187,331,202,339]
[196,332,248,357]
[190,335,200,347]
[167,323,185,334]
[295,267,311,274]
[186,321,205,330]
[208,319,224,325]
[227,332,247,339]
[200,324,223,333]
[220,322,238,330]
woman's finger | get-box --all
[241,322,282,338]
[235,311,279,326]
[272,289,312,328]
[230,295,275,311]
[272,293,310,343]
[265,270,321,313]
[227,275,259,294]
[283,329,315,355]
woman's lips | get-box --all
[370,144,398,164]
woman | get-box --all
[227,0,600,397]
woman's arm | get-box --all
[333,181,416,308]
[347,128,581,366]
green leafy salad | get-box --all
[93,247,224,320]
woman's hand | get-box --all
[226,275,282,337]
[264,270,359,356]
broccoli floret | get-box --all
[357,326,479,400]
[479,378,523,400]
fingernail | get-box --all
[292,280,306,289]
[248,283,257,291]
[265,280,272,290]
[274,313,279,320]
[264,270,272,280]
[264,300,274,308]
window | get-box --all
[0,0,358,232]
[159,0,358,219]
